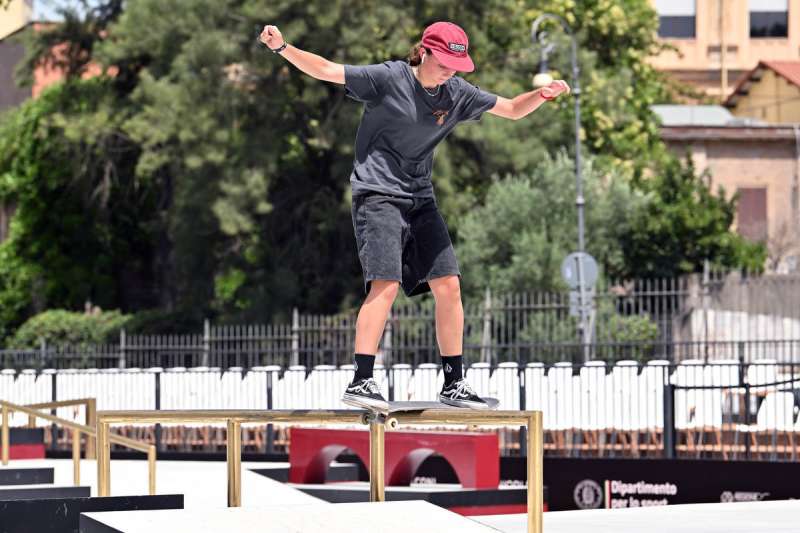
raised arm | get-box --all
[259,25,345,84]
[487,80,570,120]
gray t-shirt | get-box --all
[344,60,498,198]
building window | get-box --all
[656,0,696,38]
[749,0,788,38]
[736,187,768,242]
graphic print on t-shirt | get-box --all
[432,110,449,126]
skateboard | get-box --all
[356,398,500,428]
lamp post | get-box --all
[531,14,592,361]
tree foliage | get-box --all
[619,156,767,278]
[456,152,644,296]
[0,0,765,342]
[7,308,130,348]
[0,79,157,340]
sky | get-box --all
[32,0,96,21]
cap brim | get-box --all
[430,48,475,72]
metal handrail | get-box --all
[1,399,156,494]
[95,408,544,533]
[23,398,97,459]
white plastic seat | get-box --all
[673,359,704,430]
[610,360,642,435]
[755,392,796,431]
[524,363,547,415]
[489,362,520,409]
[373,364,389,400]
[277,366,307,409]
[577,361,608,432]
[640,360,670,431]
[746,359,778,384]
[336,364,355,406]
[243,366,278,409]
[220,367,245,409]
[547,362,575,432]
[390,364,413,402]
[409,363,441,402]
[306,365,338,409]
[466,362,491,398]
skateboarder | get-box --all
[260,21,569,410]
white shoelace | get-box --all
[449,379,476,399]
[351,378,380,395]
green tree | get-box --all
[619,156,767,278]
[2,0,708,334]
[456,152,644,296]
[0,79,158,341]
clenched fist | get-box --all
[259,25,284,50]
[540,79,570,100]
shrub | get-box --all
[7,309,131,348]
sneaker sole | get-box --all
[342,393,388,411]
[439,396,491,410]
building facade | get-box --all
[0,0,31,40]
[650,0,800,100]
[658,114,800,272]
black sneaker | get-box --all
[342,377,388,410]
[439,378,489,409]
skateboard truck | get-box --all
[360,410,398,429]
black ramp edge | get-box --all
[80,494,183,513]
[297,486,529,506]
[8,428,45,445]
[79,515,125,533]
[0,467,54,486]
[0,485,90,501]
[0,494,183,533]
[250,463,359,483]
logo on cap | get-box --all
[448,42,466,53]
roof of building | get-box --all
[660,125,799,142]
[651,104,766,127]
[725,60,800,108]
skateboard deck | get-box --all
[384,398,500,413]
[353,398,500,427]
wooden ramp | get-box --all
[81,500,501,533]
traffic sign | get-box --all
[561,252,599,289]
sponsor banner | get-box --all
[513,458,800,511]
[388,455,800,512]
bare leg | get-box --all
[429,275,463,356]
[354,280,400,354]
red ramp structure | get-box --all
[288,428,499,488]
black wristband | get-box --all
[270,42,288,54]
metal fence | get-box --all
[2,361,799,462]
[1,271,799,370]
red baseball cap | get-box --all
[421,22,474,73]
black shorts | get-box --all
[351,192,460,297]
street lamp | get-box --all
[531,14,593,361]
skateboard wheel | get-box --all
[387,417,399,429]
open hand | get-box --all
[259,25,285,50]
[541,80,570,100]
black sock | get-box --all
[441,355,463,386]
[353,353,375,381]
